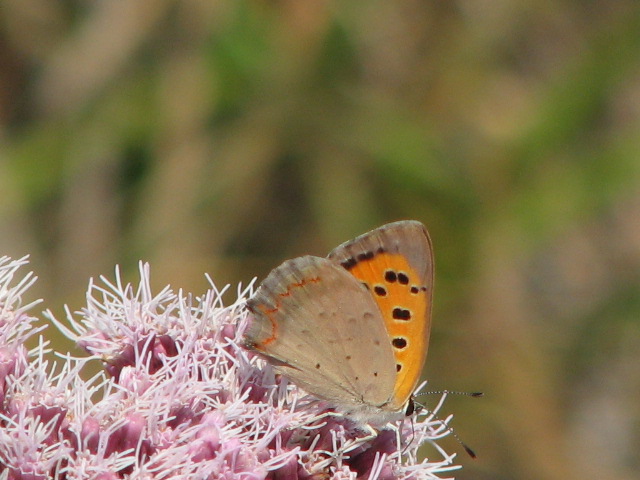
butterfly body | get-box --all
[244,221,433,426]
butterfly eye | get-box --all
[404,398,416,416]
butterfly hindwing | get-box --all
[245,255,398,409]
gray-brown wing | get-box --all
[244,255,397,408]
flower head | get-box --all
[0,258,461,479]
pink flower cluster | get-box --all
[0,256,459,479]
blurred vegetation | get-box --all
[1,1,640,479]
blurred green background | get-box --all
[1,1,639,479]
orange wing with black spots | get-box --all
[328,220,433,410]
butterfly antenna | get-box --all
[413,390,483,459]
[418,390,483,398]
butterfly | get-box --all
[243,220,433,426]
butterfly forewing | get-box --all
[327,220,434,410]
[245,255,398,409]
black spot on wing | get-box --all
[392,337,408,349]
[392,307,411,320]
[341,257,357,270]
[385,270,397,283]
[374,285,387,296]
[357,251,374,261]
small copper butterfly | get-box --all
[244,221,433,426]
